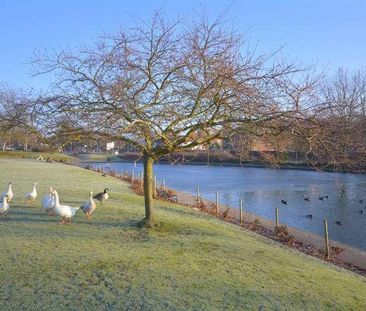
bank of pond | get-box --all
[89,161,366,252]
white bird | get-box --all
[1,182,13,202]
[52,190,79,224]
[80,191,97,221]
[25,182,37,205]
[42,187,55,215]
[0,195,9,216]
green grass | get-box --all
[0,151,76,163]
[74,153,120,162]
[0,158,365,311]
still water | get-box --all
[90,162,366,251]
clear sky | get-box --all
[1,0,365,90]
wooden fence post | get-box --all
[215,191,219,216]
[324,219,330,259]
[240,197,243,224]
[197,186,200,208]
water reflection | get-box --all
[90,162,366,251]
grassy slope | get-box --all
[0,158,365,311]
[0,151,76,163]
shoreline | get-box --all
[85,165,366,276]
[163,187,366,271]
[83,161,366,254]
[80,158,366,175]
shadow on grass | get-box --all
[89,219,141,229]
[0,216,55,223]
[2,207,216,238]
[0,216,151,241]
[0,214,144,230]
[3,207,52,219]
[9,209,50,217]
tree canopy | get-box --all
[31,12,319,226]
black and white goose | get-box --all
[93,188,109,205]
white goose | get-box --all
[80,191,97,221]
[42,187,55,215]
[1,182,13,202]
[0,195,9,216]
[25,182,37,205]
[52,190,79,224]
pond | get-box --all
[89,162,366,251]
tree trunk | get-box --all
[24,130,28,151]
[142,152,154,227]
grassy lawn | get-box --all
[0,151,76,163]
[0,158,365,310]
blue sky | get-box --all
[1,0,365,90]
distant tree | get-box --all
[0,87,42,150]
[34,12,309,227]
[228,127,256,164]
[48,118,84,152]
[302,69,366,170]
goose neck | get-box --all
[53,192,60,207]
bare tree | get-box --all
[34,12,307,226]
[0,87,42,150]
[303,69,366,171]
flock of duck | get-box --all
[280,194,366,225]
[0,182,109,224]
